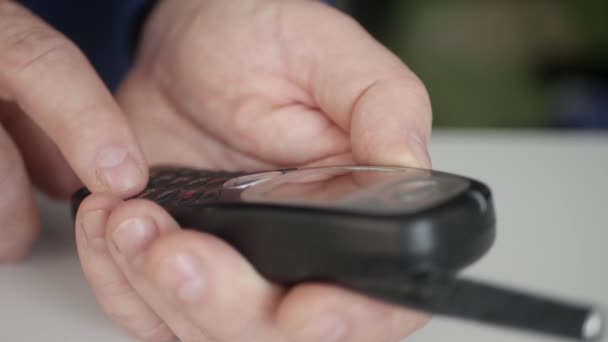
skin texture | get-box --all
[75,1,433,341]
[0,1,147,261]
[0,0,432,340]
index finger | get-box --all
[282,1,432,168]
[0,1,147,195]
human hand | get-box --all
[75,0,432,341]
[0,1,147,261]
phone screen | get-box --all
[237,166,470,214]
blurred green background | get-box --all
[336,1,608,129]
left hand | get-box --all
[75,0,432,341]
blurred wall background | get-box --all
[336,0,608,129]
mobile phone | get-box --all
[71,165,603,341]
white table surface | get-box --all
[1,130,607,342]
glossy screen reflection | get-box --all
[239,166,471,215]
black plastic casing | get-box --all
[71,167,605,341]
[72,166,495,284]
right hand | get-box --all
[73,0,432,341]
[0,0,147,261]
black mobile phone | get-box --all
[71,165,603,341]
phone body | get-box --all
[71,165,601,341]
[73,165,495,282]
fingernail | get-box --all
[295,315,347,342]
[81,210,107,251]
[408,133,432,168]
[96,146,143,193]
[157,252,205,302]
[112,216,158,267]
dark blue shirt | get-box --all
[18,0,154,90]
[18,0,335,91]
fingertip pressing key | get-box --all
[96,146,147,194]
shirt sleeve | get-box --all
[18,0,336,90]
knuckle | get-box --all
[59,101,110,133]
[377,77,430,104]
[365,77,432,130]
[0,24,78,85]
[405,76,432,110]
